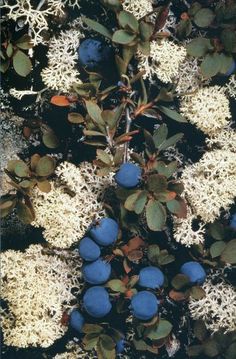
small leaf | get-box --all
[171,274,190,290]
[193,320,208,341]
[153,124,168,148]
[157,106,187,123]
[144,129,156,154]
[155,161,178,178]
[82,323,103,334]
[169,289,190,302]
[16,201,35,223]
[138,41,151,56]
[124,191,141,211]
[203,338,220,357]
[14,161,29,178]
[15,34,34,49]
[176,19,192,39]
[6,43,13,57]
[158,133,184,151]
[208,221,225,240]
[145,319,173,340]
[134,191,148,214]
[37,180,51,193]
[147,174,168,193]
[106,279,127,293]
[73,83,97,98]
[146,199,166,231]
[158,250,175,265]
[50,95,70,107]
[85,100,105,130]
[200,53,222,78]
[167,198,187,218]
[219,54,235,74]
[187,345,203,357]
[186,38,213,57]
[42,132,59,149]
[225,343,236,359]
[68,112,84,124]
[83,18,112,39]
[20,180,32,189]
[13,50,32,77]
[221,29,236,53]
[190,286,206,300]
[210,241,226,258]
[84,130,106,137]
[35,156,55,177]
[194,8,215,27]
[30,154,41,171]
[147,244,160,264]
[139,21,153,42]
[112,30,137,45]
[83,333,100,351]
[118,11,139,32]
[221,239,236,264]
[96,149,112,165]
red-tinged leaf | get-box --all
[167,198,187,218]
[169,289,190,301]
[50,95,70,107]
[154,6,169,31]
[127,249,143,262]
[121,236,145,255]
[123,258,132,273]
[125,289,135,298]
[61,312,69,326]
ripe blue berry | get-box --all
[82,258,111,284]
[78,237,101,261]
[138,266,164,289]
[83,286,112,318]
[115,163,142,189]
[69,310,84,332]
[130,291,158,320]
[229,213,236,230]
[90,217,119,246]
[78,39,113,71]
[180,261,206,285]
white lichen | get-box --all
[206,128,236,153]
[137,40,187,83]
[189,278,236,333]
[226,74,236,99]
[41,28,83,91]
[9,88,38,100]
[122,0,153,20]
[1,245,83,348]
[180,86,231,135]
[173,206,206,247]
[53,341,97,359]
[31,161,113,248]
[181,149,236,223]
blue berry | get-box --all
[78,39,113,71]
[138,266,164,289]
[82,258,111,284]
[229,213,236,230]
[115,163,142,189]
[83,286,112,318]
[90,217,119,246]
[116,338,125,353]
[130,291,158,320]
[78,237,101,261]
[69,310,84,332]
[180,261,206,285]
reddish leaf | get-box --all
[127,249,143,262]
[61,312,69,326]
[121,236,145,255]
[169,289,190,301]
[123,258,132,273]
[50,95,70,107]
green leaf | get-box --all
[210,241,226,258]
[155,161,178,178]
[106,279,127,293]
[219,54,235,74]
[42,132,59,149]
[167,198,187,218]
[194,8,215,27]
[200,53,222,78]
[145,319,173,340]
[139,21,153,41]
[118,11,139,32]
[157,106,187,123]
[98,335,116,359]
[6,43,13,57]
[0,199,15,218]
[15,34,34,49]
[96,149,112,165]
[158,250,175,265]
[73,83,97,98]
[13,50,32,77]
[83,130,106,137]
[153,124,168,148]
[190,286,206,300]
[124,191,142,211]
[122,45,137,66]
[147,244,160,264]
[112,30,137,45]
[203,338,220,357]
[138,41,151,56]
[68,112,84,124]
[115,55,128,75]
[16,201,35,224]
[187,345,203,357]
[159,133,184,151]
[146,199,166,231]
[143,129,156,154]
[221,239,236,264]
[83,333,100,351]
[0,60,10,73]
[14,161,29,178]
[37,180,51,193]
[176,19,192,39]
[134,190,148,214]
[168,182,184,195]
[193,320,208,341]
[83,18,112,39]
[171,274,190,290]
[186,38,213,57]
[147,174,168,193]
[85,100,105,132]
[188,2,202,16]
[82,323,103,334]
[35,156,55,177]
[225,343,236,359]
[208,221,225,240]
[20,180,32,189]
[220,29,236,53]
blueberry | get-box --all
[69,309,84,332]
[82,258,111,284]
[180,261,206,285]
[90,217,119,246]
[78,38,113,71]
[115,163,142,189]
[130,291,158,320]
[223,60,236,77]
[83,286,112,318]
[138,266,164,289]
[78,237,101,261]
[230,213,236,230]
[116,338,125,353]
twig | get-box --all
[123,106,132,163]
